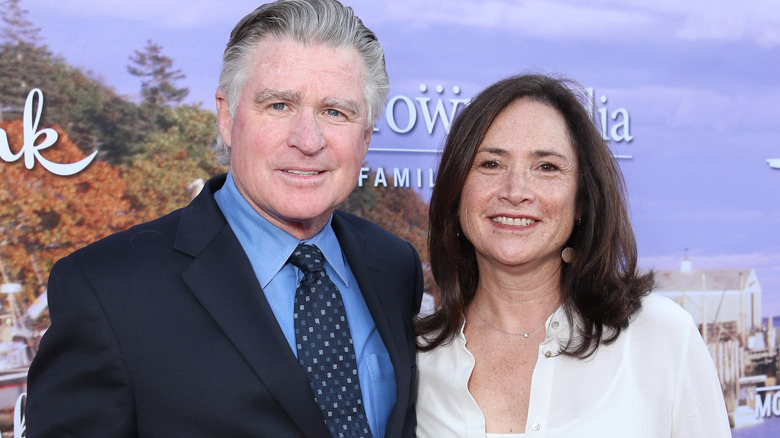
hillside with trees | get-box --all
[0,0,434,332]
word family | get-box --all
[359,167,436,189]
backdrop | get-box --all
[1,0,778,436]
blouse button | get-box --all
[532,422,541,431]
[544,351,551,358]
[551,320,560,329]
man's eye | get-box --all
[326,108,343,117]
[271,103,286,110]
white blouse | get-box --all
[416,293,731,438]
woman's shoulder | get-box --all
[629,292,698,337]
[636,292,693,318]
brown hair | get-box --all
[417,74,653,358]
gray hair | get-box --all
[214,0,389,165]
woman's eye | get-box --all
[539,162,558,171]
[479,160,499,169]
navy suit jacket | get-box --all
[27,174,424,437]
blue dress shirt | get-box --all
[214,172,396,437]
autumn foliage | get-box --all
[0,120,137,322]
[0,1,435,333]
[1,118,435,328]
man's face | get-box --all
[216,37,371,240]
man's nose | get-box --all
[287,110,326,154]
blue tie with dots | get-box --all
[288,243,373,438]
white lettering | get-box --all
[757,393,773,418]
[383,85,469,135]
[358,167,370,187]
[0,89,97,176]
[13,393,25,438]
[385,95,416,134]
[774,392,780,416]
[357,167,437,189]
[416,97,467,135]
[598,104,609,140]
[611,108,632,142]
[374,167,387,187]
[393,168,410,187]
[585,88,633,144]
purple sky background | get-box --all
[23,1,780,315]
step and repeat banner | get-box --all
[1,0,779,435]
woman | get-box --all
[415,74,730,437]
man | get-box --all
[26,1,423,436]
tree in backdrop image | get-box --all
[0,0,145,163]
[0,0,435,324]
[123,40,222,217]
[128,39,190,108]
[121,103,224,219]
[122,38,224,218]
[0,0,45,112]
[0,0,220,329]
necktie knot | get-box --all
[288,243,325,274]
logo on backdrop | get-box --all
[0,89,98,176]
[379,84,469,138]
[361,83,634,189]
[756,385,780,418]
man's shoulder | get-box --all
[70,174,227,261]
[68,208,185,265]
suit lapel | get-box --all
[332,213,413,428]
[175,176,330,438]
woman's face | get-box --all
[458,98,579,272]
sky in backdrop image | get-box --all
[22,0,780,315]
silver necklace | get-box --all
[470,306,548,338]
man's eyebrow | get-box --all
[321,97,360,117]
[253,89,301,106]
[252,90,361,117]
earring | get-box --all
[561,246,575,264]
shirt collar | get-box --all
[541,305,571,355]
[214,171,349,288]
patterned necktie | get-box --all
[288,243,373,438]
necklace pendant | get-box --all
[523,333,529,338]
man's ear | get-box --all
[216,90,233,148]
